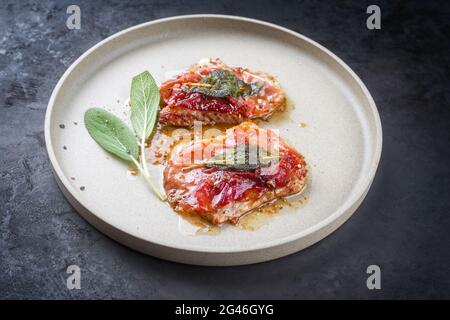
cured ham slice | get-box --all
[159,58,286,126]
[163,122,307,224]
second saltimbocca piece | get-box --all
[159,58,286,126]
[163,122,307,225]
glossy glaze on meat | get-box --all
[159,58,286,126]
[163,122,307,224]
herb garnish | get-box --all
[84,71,166,201]
[85,108,139,161]
[130,71,166,200]
[205,144,280,171]
[130,71,160,140]
[181,145,281,172]
[187,70,264,98]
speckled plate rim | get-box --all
[45,14,382,265]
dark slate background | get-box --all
[1,0,449,299]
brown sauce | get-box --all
[128,168,139,176]
[178,212,220,235]
[238,192,309,231]
[177,191,309,235]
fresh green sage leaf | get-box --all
[84,108,139,161]
[130,71,160,140]
[129,70,167,201]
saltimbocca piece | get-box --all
[159,58,286,126]
[163,122,307,225]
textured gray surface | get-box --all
[1,0,449,299]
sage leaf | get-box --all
[249,81,265,95]
[130,71,160,140]
[205,144,280,171]
[188,70,264,98]
[84,108,139,161]
[129,70,166,201]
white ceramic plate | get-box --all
[45,15,382,266]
